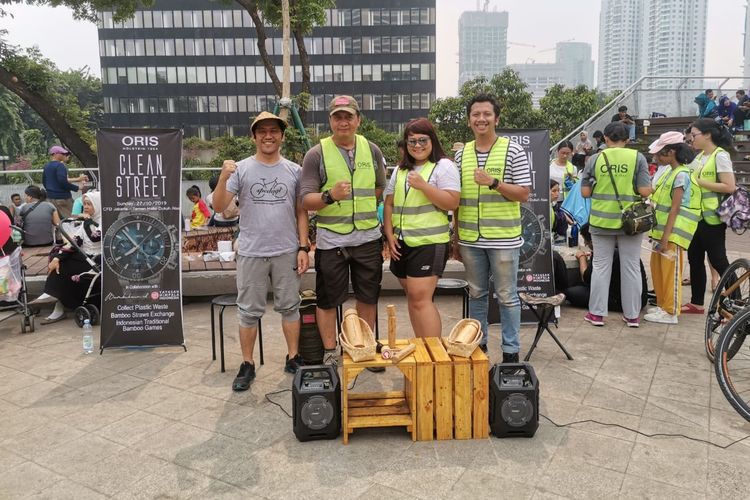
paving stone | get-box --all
[114,462,213,499]
[28,479,107,500]
[1,420,85,461]
[0,461,62,496]
[618,474,706,499]
[537,455,624,499]
[445,469,535,499]
[626,437,708,492]
[96,409,173,446]
[582,381,647,416]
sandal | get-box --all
[680,303,705,314]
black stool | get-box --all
[210,294,264,373]
[435,278,470,319]
[519,292,572,361]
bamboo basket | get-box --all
[443,318,482,358]
[340,315,377,362]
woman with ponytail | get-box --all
[681,119,737,314]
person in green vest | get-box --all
[549,140,577,201]
[580,122,653,328]
[300,96,387,367]
[682,118,737,314]
[383,118,460,338]
[455,94,532,363]
[643,131,701,324]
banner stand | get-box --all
[97,128,185,351]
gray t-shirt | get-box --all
[226,155,301,258]
[18,201,57,246]
[299,140,387,250]
[581,150,651,235]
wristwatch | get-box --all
[298,245,311,252]
[519,205,550,265]
[489,178,500,191]
[321,190,336,205]
[102,210,179,292]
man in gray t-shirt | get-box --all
[213,111,311,391]
[300,96,386,366]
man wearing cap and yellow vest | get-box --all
[455,94,532,364]
[300,96,387,367]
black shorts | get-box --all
[315,239,383,309]
[389,241,449,279]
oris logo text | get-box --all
[122,136,159,147]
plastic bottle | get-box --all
[82,319,94,354]
[568,224,579,247]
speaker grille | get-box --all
[300,395,334,430]
[501,393,534,427]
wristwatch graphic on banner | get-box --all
[102,209,179,292]
[519,205,549,265]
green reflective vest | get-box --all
[317,135,379,234]
[649,166,702,249]
[391,162,450,246]
[589,148,640,230]
[692,148,724,225]
[560,161,577,199]
[458,138,521,242]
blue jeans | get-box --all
[459,245,521,354]
[625,123,636,141]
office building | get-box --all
[97,0,436,137]
[597,0,644,94]
[743,1,750,78]
[458,8,508,87]
[510,42,594,106]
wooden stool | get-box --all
[518,292,572,362]
[210,294,264,372]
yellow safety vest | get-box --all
[589,148,640,230]
[692,148,725,225]
[317,135,379,234]
[458,138,521,242]
[649,165,702,249]
[391,162,450,246]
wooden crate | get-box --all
[341,339,417,444]
[410,338,435,441]
[448,344,490,440]
[423,337,454,440]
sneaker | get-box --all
[479,344,488,354]
[232,362,255,391]
[622,316,640,328]
[366,366,386,373]
[502,352,520,364]
[646,306,664,315]
[284,354,304,374]
[644,309,678,324]
[323,350,338,368]
[584,312,604,327]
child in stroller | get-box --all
[40,192,101,326]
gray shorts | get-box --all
[236,252,301,328]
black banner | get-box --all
[488,129,554,324]
[97,129,184,349]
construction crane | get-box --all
[508,41,537,49]
[538,38,576,53]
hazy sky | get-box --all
[1,0,747,97]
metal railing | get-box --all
[551,75,750,154]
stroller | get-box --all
[0,227,36,333]
[56,218,102,328]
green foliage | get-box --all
[256,0,334,33]
[357,117,399,164]
[0,90,24,158]
[539,84,600,144]
[21,129,47,158]
[208,135,255,170]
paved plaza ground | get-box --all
[1,281,750,499]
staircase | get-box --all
[631,116,750,187]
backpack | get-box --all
[717,186,750,234]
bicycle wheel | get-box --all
[705,258,750,362]
[714,306,750,422]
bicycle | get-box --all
[704,258,750,362]
[714,304,750,422]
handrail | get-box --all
[550,75,750,155]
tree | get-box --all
[0,89,24,159]
[539,84,600,144]
[430,69,541,146]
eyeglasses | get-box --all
[689,132,703,138]
[406,137,430,147]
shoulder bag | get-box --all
[601,152,655,235]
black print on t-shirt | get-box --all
[250,177,289,204]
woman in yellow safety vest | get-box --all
[644,132,701,324]
[682,119,736,314]
[549,140,578,202]
[384,118,460,338]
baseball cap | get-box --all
[250,111,287,134]
[328,95,360,116]
[648,131,685,154]
[48,145,70,155]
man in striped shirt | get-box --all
[455,94,532,363]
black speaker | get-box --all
[293,365,341,441]
[489,363,539,438]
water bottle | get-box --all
[568,224,579,247]
[82,319,94,354]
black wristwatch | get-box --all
[322,190,336,205]
[298,245,311,252]
[489,178,500,191]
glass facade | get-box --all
[98,0,437,138]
